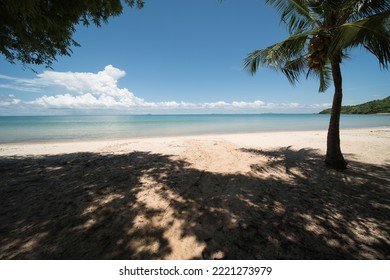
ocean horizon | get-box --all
[1,114,389,143]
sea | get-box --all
[0,114,389,143]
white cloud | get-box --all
[30,92,145,109]
[0,74,44,92]
[0,94,22,106]
[35,65,127,96]
[0,65,330,114]
[0,84,39,92]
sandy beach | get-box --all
[0,128,389,259]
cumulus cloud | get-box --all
[36,65,127,96]
[0,65,329,114]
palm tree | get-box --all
[244,0,390,170]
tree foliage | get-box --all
[0,0,144,67]
[319,96,390,114]
[244,0,390,92]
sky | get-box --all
[0,0,389,115]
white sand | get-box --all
[1,127,389,259]
[1,127,389,165]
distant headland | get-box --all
[319,96,390,114]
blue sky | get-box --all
[0,0,389,115]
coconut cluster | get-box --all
[307,35,330,71]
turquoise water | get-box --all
[0,114,389,143]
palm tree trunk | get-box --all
[325,57,347,170]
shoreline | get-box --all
[0,127,389,162]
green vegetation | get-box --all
[319,96,390,114]
[0,0,144,68]
[244,0,390,170]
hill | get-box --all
[319,96,390,114]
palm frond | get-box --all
[313,64,332,92]
[281,56,307,85]
[266,0,320,33]
[246,0,389,94]
[321,0,345,25]
[329,10,390,69]
[349,0,390,20]
[324,0,390,25]
[243,31,313,74]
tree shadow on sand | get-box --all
[0,147,389,259]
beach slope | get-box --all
[0,128,389,259]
